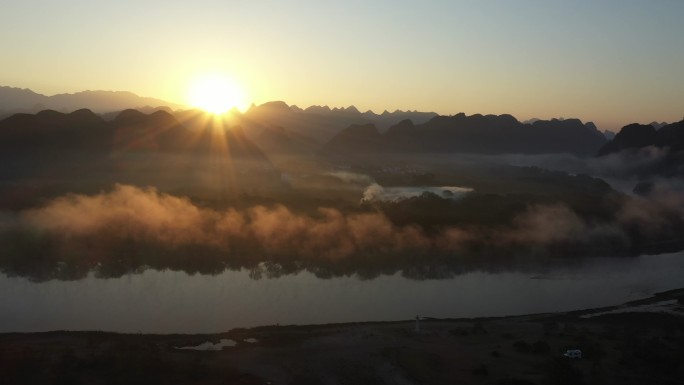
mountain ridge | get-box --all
[324,113,607,155]
[0,109,272,181]
[237,100,438,144]
[0,86,185,116]
[597,119,684,156]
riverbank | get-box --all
[1,288,683,384]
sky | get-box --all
[1,0,683,131]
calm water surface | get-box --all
[1,252,683,333]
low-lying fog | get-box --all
[465,148,678,194]
[1,149,683,332]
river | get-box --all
[1,252,683,333]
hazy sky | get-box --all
[1,0,683,130]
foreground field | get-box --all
[2,289,683,385]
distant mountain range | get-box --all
[12,86,684,159]
[236,100,438,144]
[323,114,607,155]
[0,106,614,165]
[596,118,684,179]
[0,109,271,184]
[597,119,684,156]
[0,87,441,145]
[0,86,185,116]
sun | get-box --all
[187,74,247,114]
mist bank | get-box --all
[2,182,683,281]
[0,108,683,281]
[367,150,680,196]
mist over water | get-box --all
[488,149,676,194]
[0,177,682,283]
[0,149,683,333]
[1,175,677,333]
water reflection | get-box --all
[0,235,611,282]
[1,252,683,333]
[3,182,683,282]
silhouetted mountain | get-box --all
[110,109,269,162]
[111,109,186,152]
[364,109,438,132]
[650,121,669,129]
[0,87,49,111]
[597,119,684,156]
[50,90,183,112]
[257,101,291,111]
[323,123,383,154]
[0,86,183,116]
[0,109,271,183]
[325,113,606,155]
[2,89,438,146]
[596,119,684,178]
[596,124,656,156]
[524,119,605,154]
[304,105,332,114]
[654,120,684,152]
[0,109,112,179]
[100,105,174,122]
[0,109,111,153]
[383,119,421,151]
[261,107,607,155]
[238,101,437,144]
[253,126,318,156]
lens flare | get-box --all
[188,74,247,114]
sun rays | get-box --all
[187,74,248,114]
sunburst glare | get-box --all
[187,74,247,114]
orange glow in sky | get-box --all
[2,1,684,130]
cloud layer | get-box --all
[1,182,682,280]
